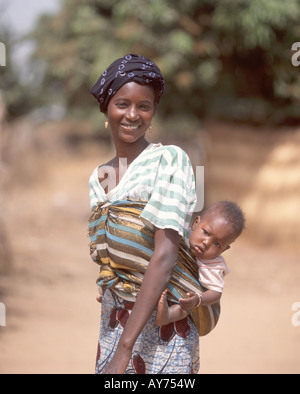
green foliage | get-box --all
[3,0,300,125]
[0,10,38,117]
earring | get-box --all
[105,118,108,129]
[148,125,152,134]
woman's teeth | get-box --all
[122,124,139,130]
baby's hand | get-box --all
[179,292,200,310]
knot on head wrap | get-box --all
[90,54,164,113]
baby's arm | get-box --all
[156,289,222,326]
[179,289,221,310]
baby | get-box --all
[155,200,245,326]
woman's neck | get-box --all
[114,138,150,166]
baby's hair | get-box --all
[201,200,246,238]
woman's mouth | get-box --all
[121,123,140,132]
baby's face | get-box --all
[189,213,236,260]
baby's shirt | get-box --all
[196,255,230,293]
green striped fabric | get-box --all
[89,143,196,242]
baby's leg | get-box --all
[155,290,188,326]
[156,290,171,326]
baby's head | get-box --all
[189,201,245,260]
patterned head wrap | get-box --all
[90,54,164,113]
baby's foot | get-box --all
[155,290,170,326]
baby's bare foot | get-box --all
[155,290,170,326]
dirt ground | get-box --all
[0,119,299,374]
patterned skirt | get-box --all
[95,289,200,374]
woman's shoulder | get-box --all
[157,144,192,168]
[150,143,189,158]
[156,143,187,154]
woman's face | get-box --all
[106,82,156,145]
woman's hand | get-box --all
[102,345,132,374]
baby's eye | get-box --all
[202,228,209,236]
[214,241,221,248]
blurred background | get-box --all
[0,0,299,374]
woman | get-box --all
[88,54,218,374]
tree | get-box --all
[6,0,300,125]
[0,7,37,118]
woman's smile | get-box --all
[120,122,140,132]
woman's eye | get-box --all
[202,228,209,236]
[140,104,151,111]
[116,102,127,108]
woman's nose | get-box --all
[126,105,139,120]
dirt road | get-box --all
[0,120,299,374]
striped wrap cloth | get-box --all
[89,200,220,336]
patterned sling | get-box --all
[88,200,220,336]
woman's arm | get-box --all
[102,227,181,374]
